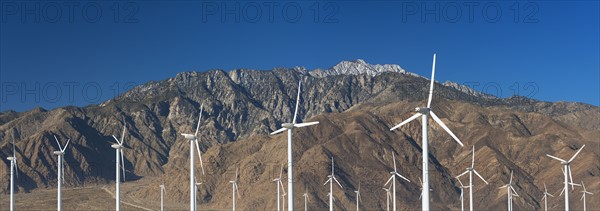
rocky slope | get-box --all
[0,59,598,210]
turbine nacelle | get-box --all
[415,107,431,114]
[181,133,197,140]
[282,123,295,129]
[111,144,123,149]
[53,151,64,155]
[7,157,15,161]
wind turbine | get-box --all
[456,178,470,211]
[7,139,19,211]
[53,135,71,211]
[111,122,127,211]
[302,186,310,211]
[323,157,343,211]
[389,53,465,211]
[541,182,554,211]
[273,165,286,211]
[546,144,585,211]
[384,154,410,211]
[270,80,319,211]
[229,168,240,211]
[195,176,202,210]
[417,177,432,201]
[160,182,166,211]
[456,146,488,211]
[354,182,362,211]
[383,186,392,211]
[181,105,206,211]
[498,171,519,211]
[579,181,593,211]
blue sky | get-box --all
[1,1,598,112]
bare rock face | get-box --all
[0,60,598,210]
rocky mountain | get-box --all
[0,59,598,210]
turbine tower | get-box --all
[383,154,410,211]
[389,53,465,211]
[456,178,470,211]
[354,182,362,211]
[270,80,319,211]
[456,146,488,211]
[323,157,343,211]
[53,135,71,211]
[111,122,127,211]
[546,144,585,211]
[541,182,554,211]
[229,168,240,211]
[160,182,166,211]
[498,171,519,211]
[7,139,19,211]
[579,181,593,211]
[181,105,206,211]
[273,165,285,211]
[302,186,310,211]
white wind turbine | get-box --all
[7,139,19,211]
[195,176,202,210]
[498,171,519,211]
[384,154,410,211]
[416,177,432,201]
[354,182,362,211]
[323,157,343,211]
[382,185,392,211]
[302,186,310,211]
[273,165,286,211]
[389,53,465,211]
[456,146,488,211]
[160,182,166,211]
[111,122,127,211]
[270,80,319,211]
[229,168,240,211]
[456,178,470,211]
[546,144,585,211]
[53,135,71,211]
[541,182,554,211]
[579,181,593,211]
[181,105,206,211]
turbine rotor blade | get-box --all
[430,111,464,146]
[195,105,203,137]
[112,135,121,145]
[195,140,205,175]
[293,80,301,124]
[324,178,331,186]
[427,53,436,108]
[333,177,343,188]
[568,145,585,163]
[270,128,286,135]
[294,121,319,128]
[62,139,71,152]
[568,165,574,190]
[392,154,397,172]
[471,146,475,168]
[62,156,66,184]
[546,154,566,162]
[396,173,410,182]
[121,149,126,181]
[54,135,63,151]
[509,171,513,184]
[456,170,469,178]
[120,122,126,144]
[384,176,393,187]
[473,170,488,184]
[390,113,422,131]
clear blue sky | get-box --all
[1,1,598,112]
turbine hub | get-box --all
[282,123,294,129]
[416,107,431,114]
[467,167,473,171]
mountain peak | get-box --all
[309,59,413,78]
